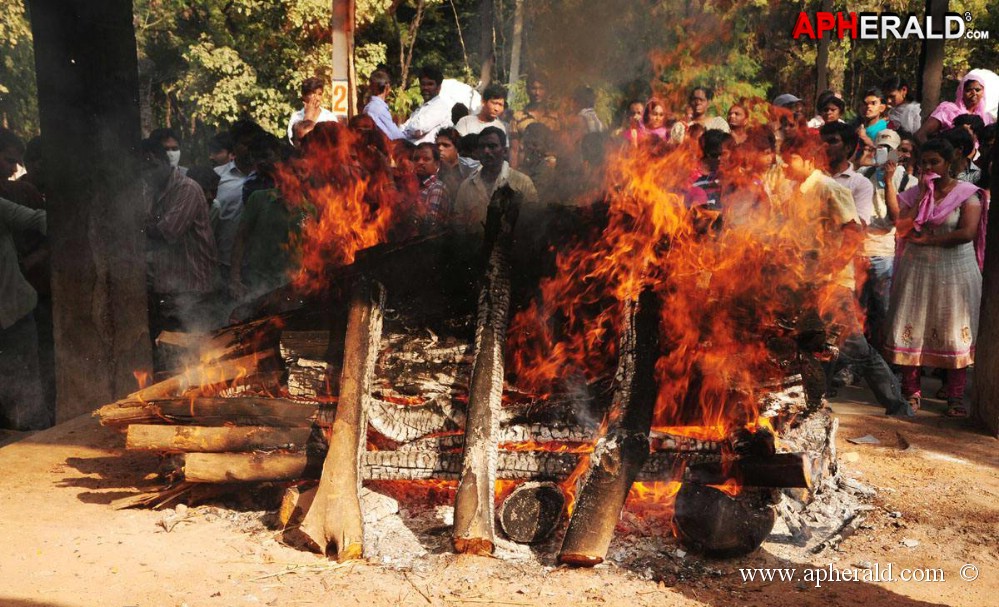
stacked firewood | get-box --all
[95,227,821,562]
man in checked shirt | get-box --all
[141,138,219,341]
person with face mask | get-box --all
[149,128,187,176]
[141,137,218,341]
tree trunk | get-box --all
[972,155,999,436]
[400,0,428,96]
[28,0,153,423]
[300,279,385,561]
[917,0,948,120]
[815,0,833,98]
[507,0,524,91]
[477,0,495,89]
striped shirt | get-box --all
[147,169,217,294]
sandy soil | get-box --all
[0,380,996,607]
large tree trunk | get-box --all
[28,0,152,423]
[917,0,948,120]
[507,0,524,91]
[814,0,833,98]
[477,0,495,90]
[972,150,999,436]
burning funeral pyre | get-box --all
[96,123,860,565]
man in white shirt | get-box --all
[287,77,338,143]
[214,120,261,280]
[402,66,454,145]
[821,122,874,226]
[455,84,507,138]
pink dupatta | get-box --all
[897,174,989,269]
[929,73,996,129]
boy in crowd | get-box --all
[455,84,508,138]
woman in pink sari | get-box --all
[639,98,670,141]
[884,137,988,417]
[915,72,995,143]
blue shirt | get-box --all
[364,96,406,140]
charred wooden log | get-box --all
[367,395,466,443]
[300,279,385,561]
[684,452,812,489]
[180,449,719,483]
[126,425,311,452]
[558,289,662,567]
[453,189,519,555]
[498,482,565,544]
[281,330,336,401]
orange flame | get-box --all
[706,478,742,497]
[275,124,431,296]
[507,120,855,441]
[132,370,151,391]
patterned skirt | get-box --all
[884,241,981,368]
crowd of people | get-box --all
[1,64,996,430]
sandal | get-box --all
[906,395,921,412]
[945,400,968,418]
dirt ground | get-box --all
[0,379,996,607]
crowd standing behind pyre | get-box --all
[1,65,995,431]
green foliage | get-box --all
[2,0,995,149]
[0,0,37,138]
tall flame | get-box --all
[508,125,854,439]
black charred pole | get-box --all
[558,288,662,567]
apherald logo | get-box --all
[792,11,989,40]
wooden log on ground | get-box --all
[185,452,315,482]
[498,482,565,544]
[179,449,718,483]
[126,425,311,452]
[95,397,320,428]
[453,190,519,555]
[558,289,662,567]
[300,280,385,561]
